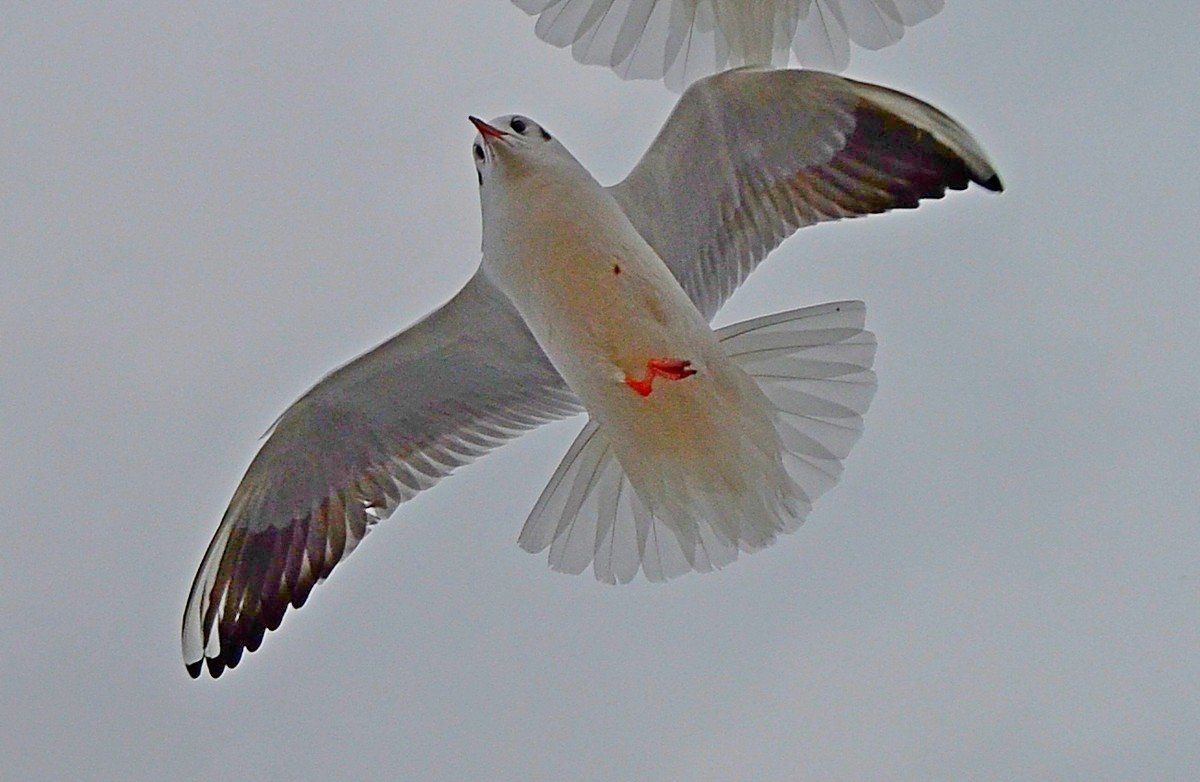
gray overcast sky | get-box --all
[4,2,1199,780]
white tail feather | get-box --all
[518,300,877,583]
[514,1,944,90]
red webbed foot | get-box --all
[624,358,697,397]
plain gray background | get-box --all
[3,2,1198,779]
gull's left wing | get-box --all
[608,67,1003,320]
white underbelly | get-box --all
[489,227,785,478]
[521,270,787,511]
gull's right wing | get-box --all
[182,271,581,678]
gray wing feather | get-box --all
[608,67,1003,319]
[182,271,581,677]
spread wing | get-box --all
[512,0,945,90]
[608,67,1003,319]
[182,271,581,678]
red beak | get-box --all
[469,116,508,140]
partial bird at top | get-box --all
[511,0,945,89]
[183,67,1000,679]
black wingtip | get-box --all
[204,656,226,679]
[186,660,203,679]
[981,173,1004,192]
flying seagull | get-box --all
[511,0,945,89]
[183,66,1001,678]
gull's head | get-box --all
[469,114,573,188]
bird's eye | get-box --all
[473,144,484,161]
[510,118,527,134]
[540,127,551,141]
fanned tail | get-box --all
[518,300,877,584]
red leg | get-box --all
[624,358,697,397]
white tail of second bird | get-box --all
[513,0,946,89]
